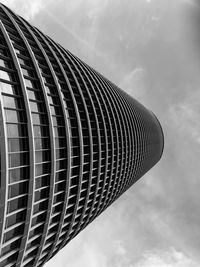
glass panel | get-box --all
[5,109,24,123]
[8,152,29,167]
[30,101,40,113]
[35,150,50,163]
[8,138,29,152]
[0,82,17,95]
[33,200,48,214]
[34,188,49,202]
[34,138,50,150]
[24,78,34,88]
[4,225,24,242]
[9,167,29,183]
[7,124,27,137]
[8,181,28,198]
[35,163,50,176]
[7,196,27,213]
[21,68,34,78]
[33,125,48,137]
[0,69,12,81]
[6,210,26,228]
[18,57,30,67]
[1,239,21,257]
[35,176,49,189]
[0,58,10,68]
[0,47,7,57]
[27,89,38,100]
[3,95,19,109]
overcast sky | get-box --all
[2,0,200,266]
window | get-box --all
[6,210,26,228]
[33,125,48,137]
[55,137,65,148]
[7,196,27,213]
[8,181,28,198]
[0,58,10,68]
[0,82,18,95]
[0,251,18,266]
[30,101,41,113]
[5,109,25,123]
[8,137,29,152]
[54,126,65,138]
[55,171,66,182]
[29,225,43,239]
[34,188,49,202]
[32,113,46,125]
[4,224,24,242]
[27,89,38,101]
[21,67,34,78]
[7,123,27,137]
[9,167,29,183]
[35,163,50,176]
[0,47,8,57]
[8,152,29,167]
[18,57,30,67]
[35,150,50,163]
[33,200,48,215]
[3,95,19,109]
[0,69,13,81]
[1,239,21,257]
[56,159,66,170]
[56,148,66,159]
[34,138,50,150]
[24,78,34,88]
[35,175,49,189]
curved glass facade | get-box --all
[0,3,164,267]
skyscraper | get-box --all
[0,2,164,267]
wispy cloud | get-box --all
[1,0,45,20]
[136,248,199,267]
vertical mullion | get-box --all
[33,34,83,263]
[17,16,70,265]
[90,74,122,210]
[1,6,55,267]
[0,17,35,264]
[51,42,93,250]
[63,50,100,238]
[0,25,9,251]
[64,51,109,228]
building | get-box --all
[0,3,164,267]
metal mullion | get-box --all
[101,82,127,206]
[126,96,147,184]
[31,34,85,261]
[0,18,35,267]
[105,82,131,203]
[116,90,142,187]
[0,38,8,258]
[18,20,71,265]
[101,82,126,203]
[0,5,54,267]
[113,90,137,192]
[62,51,100,237]
[78,62,116,221]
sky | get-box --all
[1,0,200,266]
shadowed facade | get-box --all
[0,3,164,267]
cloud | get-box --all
[135,248,200,267]
[169,90,200,145]
[1,0,45,20]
